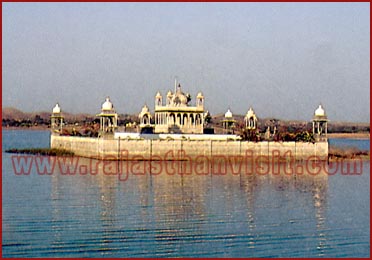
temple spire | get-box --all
[174,77,177,94]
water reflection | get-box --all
[3,131,368,257]
[47,158,330,257]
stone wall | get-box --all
[51,135,328,161]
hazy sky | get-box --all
[3,2,370,122]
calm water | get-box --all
[2,130,370,257]
[329,138,370,151]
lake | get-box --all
[2,130,370,257]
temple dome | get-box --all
[196,92,204,98]
[315,105,325,117]
[174,92,188,105]
[171,84,190,106]
[225,109,233,118]
[52,103,61,114]
[102,97,114,111]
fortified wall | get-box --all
[50,135,328,161]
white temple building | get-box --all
[153,82,204,134]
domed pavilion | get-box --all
[51,103,64,134]
[153,82,204,134]
[312,104,328,140]
[97,97,118,134]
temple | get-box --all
[50,81,328,145]
[150,82,205,134]
[49,86,329,160]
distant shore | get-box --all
[327,132,370,139]
[3,126,370,139]
[2,126,50,131]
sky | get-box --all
[3,2,370,122]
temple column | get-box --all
[317,122,320,135]
[312,122,315,135]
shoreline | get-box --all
[327,132,370,139]
[328,155,370,162]
[6,147,369,162]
